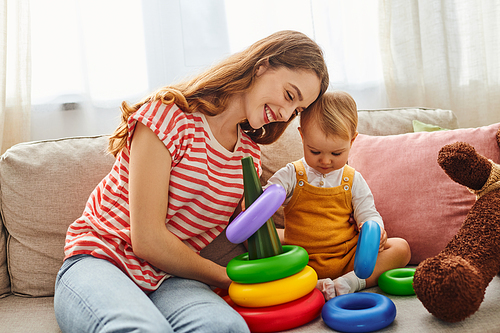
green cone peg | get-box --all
[241,156,283,259]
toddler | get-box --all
[266,91,411,300]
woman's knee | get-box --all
[171,298,249,333]
[198,303,250,333]
[213,315,249,333]
[152,278,249,333]
[54,255,173,333]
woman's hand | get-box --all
[276,228,285,244]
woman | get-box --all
[54,30,329,333]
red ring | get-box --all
[224,288,324,333]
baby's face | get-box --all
[299,125,356,175]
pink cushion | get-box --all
[348,123,500,264]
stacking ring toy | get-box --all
[226,184,286,244]
[378,267,416,295]
[354,220,381,279]
[224,288,324,333]
[228,265,317,307]
[322,292,396,333]
[227,245,309,284]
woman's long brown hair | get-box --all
[108,30,329,157]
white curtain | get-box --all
[0,0,30,154]
[379,0,500,128]
[27,1,500,142]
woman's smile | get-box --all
[264,104,277,123]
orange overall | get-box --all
[284,160,359,279]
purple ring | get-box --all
[226,184,286,244]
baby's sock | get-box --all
[316,271,366,301]
[337,271,366,294]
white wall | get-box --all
[31,103,121,141]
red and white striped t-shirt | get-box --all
[64,101,261,291]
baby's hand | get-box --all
[359,221,386,252]
[349,214,359,231]
[379,228,387,252]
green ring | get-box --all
[227,245,309,284]
[378,268,416,295]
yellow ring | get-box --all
[228,265,318,307]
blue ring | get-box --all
[354,220,381,279]
[322,292,396,333]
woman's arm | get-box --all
[129,122,232,289]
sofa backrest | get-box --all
[0,136,115,297]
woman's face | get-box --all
[243,65,321,129]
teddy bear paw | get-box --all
[414,255,485,323]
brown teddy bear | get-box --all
[413,128,500,323]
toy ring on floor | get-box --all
[226,184,286,244]
[228,265,317,308]
[378,267,416,295]
[224,288,325,333]
[322,292,396,333]
[354,220,381,279]
[227,245,309,284]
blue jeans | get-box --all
[54,254,249,333]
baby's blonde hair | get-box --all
[300,91,358,141]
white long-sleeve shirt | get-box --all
[266,158,384,229]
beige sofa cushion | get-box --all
[356,107,458,136]
[0,136,115,296]
[260,107,459,228]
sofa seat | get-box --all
[0,295,60,332]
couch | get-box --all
[1,107,499,332]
